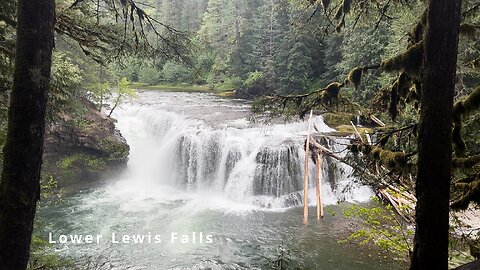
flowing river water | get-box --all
[38,91,406,269]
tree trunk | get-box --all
[410,1,461,270]
[0,0,55,269]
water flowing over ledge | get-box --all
[111,91,373,210]
[38,91,405,270]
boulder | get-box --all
[43,98,129,187]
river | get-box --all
[38,91,406,269]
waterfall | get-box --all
[112,95,372,209]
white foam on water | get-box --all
[104,93,373,212]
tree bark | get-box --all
[0,0,55,269]
[410,1,461,269]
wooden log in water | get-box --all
[303,110,313,224]
[315,152,324,219]
[350,121,364,143]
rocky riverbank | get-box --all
[43,98,129,187]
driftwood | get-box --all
[350,121,364,143]
[315,152,324,219]
[303,110,313,224]
[378,189,414,222]
[308,136,417,222]
[377,184,416,222]
[370,115,386,127]
[303,113,417,223]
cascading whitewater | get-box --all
[113,94,372,209]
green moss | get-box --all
[451,179,480,210]
[453,124,467,157]
[216,91,236,98]
[389,81,399,121]
[29,235,73,269]
[452,86,480,158]
[409,10,427,44]
[57,153,107,171]
[323,112,355,128]
[348,67,363,90]
[396,73,411,101]
[336,125,374,136]
[381,42,423,80]
[453,155,480,169]
[99,138,130,162]
[459,86,480,118]
[348,144,409,172]
[56,153,108,184]
[460,23,478,38]
[388,73,413,120]
[371,147,381,159]
[325,82,343,95]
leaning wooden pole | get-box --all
[303,110,313,224]
[315,152,324,219]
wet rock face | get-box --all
[43,98,129,187]
[253,142,302,197]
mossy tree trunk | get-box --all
[0,0,55,269]
[409,1,461,269]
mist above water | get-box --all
[37,91,406,270]
[111,91,373,210]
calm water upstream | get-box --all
[38,91,406,269]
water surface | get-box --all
[39,91,405,269]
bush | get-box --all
[162,61,193,83]
[138,65,163,85]
[244,71,264,88]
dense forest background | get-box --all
[113,0,400,100]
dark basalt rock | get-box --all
[43,98,129,187]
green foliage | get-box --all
[349,144,411,173]
[334,26,391,103]
[138,65,163,85]
[28,176,69,269]
[48,52,83,119]
[244,71,264,88]
[99,138,130,163]
[86,81,111,109]
[117,77,137,98]
[162,61,193,83]
[39,175,62,202]
[112,57,144,82]
[57,153,107,172]
[28,235,72,270]
[108,77,137,117]
[381,42,424,80]
[121,0,324,95]
[341,198,414,261]
[214,76,243,92]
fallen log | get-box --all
[303,110,313,224]
[315,152,324,219]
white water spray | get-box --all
[110,92,372,210]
